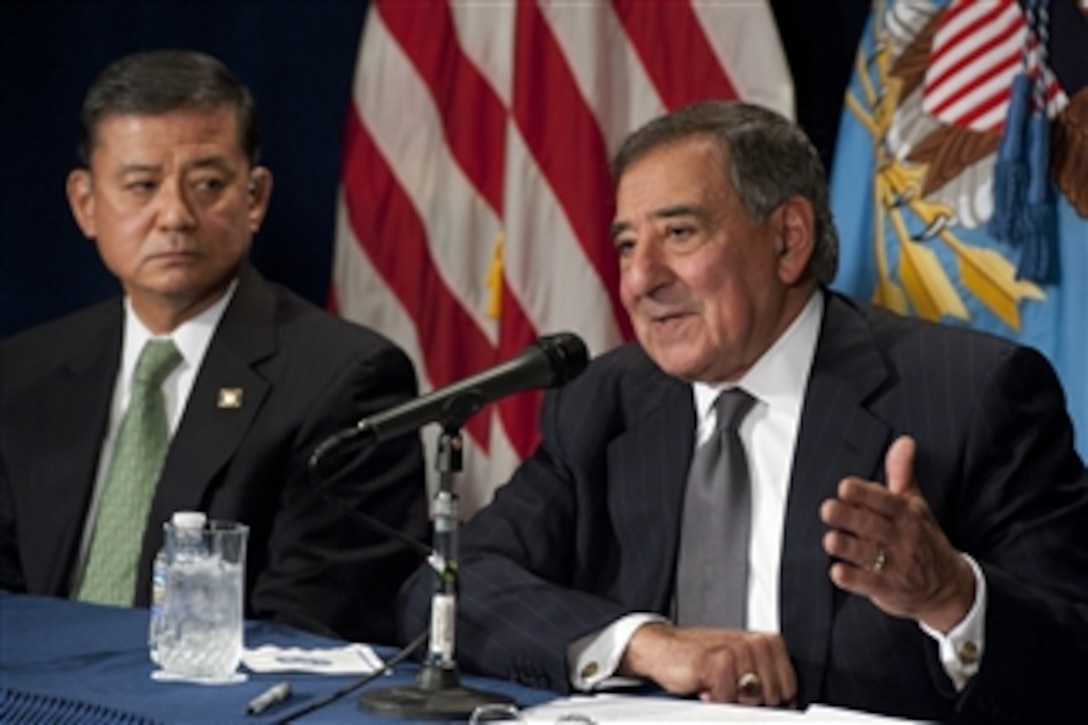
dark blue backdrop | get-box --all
[0,0,370,339]
[0,0,867,341]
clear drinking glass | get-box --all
[152,519,248,684]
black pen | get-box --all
[246,681,292,715]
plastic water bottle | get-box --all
[149,511,206,665]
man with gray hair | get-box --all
[398,100,1088,721]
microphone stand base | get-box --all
[359,664,515,720]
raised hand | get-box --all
[820,435,976,633]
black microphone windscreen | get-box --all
[535,332,589,386]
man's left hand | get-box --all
[819,435,975,633]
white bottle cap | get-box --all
[171,511,207,529]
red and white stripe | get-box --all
[923,0,1065,133]
[332,0,793,514]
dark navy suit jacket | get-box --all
[0,265,429,644]
[398,291,1088,722]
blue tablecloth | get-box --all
[0,591,553,723]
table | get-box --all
[0,591,552,723]
[0,592,922,724]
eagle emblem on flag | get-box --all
[832,0,1088,457]
[844,0,1086,332]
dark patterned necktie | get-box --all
[675,387,757,628]
[77,339,182,606]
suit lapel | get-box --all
[607,349,694,611]
[16,302,121,595]
[140,268,275,579]
[780,293,894,703]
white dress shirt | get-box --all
[568,289,985,691]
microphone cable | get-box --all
[272,627,429,724]
[307,431,432,558]
[266,400,471,720]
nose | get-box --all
[155,177,197,232]
[622,236,670,300]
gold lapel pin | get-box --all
[217,388,244,409]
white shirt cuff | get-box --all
[567,613,667,691]
[918,553,986,691]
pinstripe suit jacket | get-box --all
[0,265,429,644]
[398,291,1088,722]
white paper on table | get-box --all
[521,694,932,723]
[521,694,804,723]
[803,704,934,723]
[241,643,385,674]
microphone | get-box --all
[357,331,589,441]
[354,333,588,720]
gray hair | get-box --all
[78,49,260,166]
[611,100,838,285]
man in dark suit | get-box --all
[0,49,428,645]
[398,101,1088,721]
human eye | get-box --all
[665,222,697,242]
[612,234,636,258]
[193,175,227,194]
[124,177,158,196]
[187,173,231,202]
[610,220,636,256]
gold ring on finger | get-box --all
[737,671,762,699]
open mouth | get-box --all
[648,311,695,337]
[650,308,692,324]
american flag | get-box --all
[331,0,793,514]
[921,0,1064,133]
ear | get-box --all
[246,167,274,233]
[774,195,815,285]
[66,168,97,239]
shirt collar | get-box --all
[120,280,238,379]
[692,289,825,421]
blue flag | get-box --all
[830,0,1088,457]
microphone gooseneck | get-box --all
[356,331,589,443]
